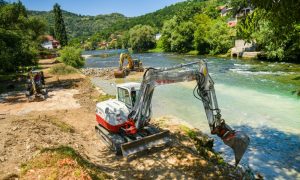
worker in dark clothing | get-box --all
[131,90,137,106]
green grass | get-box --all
[21,146,110,179]
[49,118,75,133]
[49,64,78,75]
[180,125,197,139]
[147,47,164,53]
[186,50,199,55]
[97,94,115,102]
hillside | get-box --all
[28,0,212,38]
[29,10,127,37]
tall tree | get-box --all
[0,1,45,72]
[53,3,68,46]
[129,25,156,52]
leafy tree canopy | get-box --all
[0,1,46,72]
[129,25,156,52]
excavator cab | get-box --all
[117,83,140,109]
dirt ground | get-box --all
[0,59,246,179]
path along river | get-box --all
[84,50,300,179]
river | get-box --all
[83,50,300,179]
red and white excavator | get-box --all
[95,60,250,165]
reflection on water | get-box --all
[86,50,300,179]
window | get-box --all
[118,88,132,107]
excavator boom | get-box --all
[126,60,249,165]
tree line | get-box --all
[95,0,300,62]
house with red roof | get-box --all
[41,35,61,49]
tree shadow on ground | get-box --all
[214,125,300,179]
[46,78,83,90]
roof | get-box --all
[228,21,237,27]
[117,82,141,90]
[44,35,54,41]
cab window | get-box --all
[118,88,132,107]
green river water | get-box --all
[84,50,300,179]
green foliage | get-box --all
[170,21,195,53]
[98,94,115,102]
[193,14,234,55]
[0,1,45,72]
[129,25,156,52]
[28,0,207,39]
[29,10,127,38]
[58,46,84,68]
[238,8,300,61]
[53,3,68,46]
[236,0,300,62]
[148,39,164,53]
[49,64,78,75]
[193,14,213,54]
[160,12,233,55]
[161,17,178,52]
[205,19,234,55]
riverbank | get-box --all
[0,58,255,179]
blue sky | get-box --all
[10,0,186,17]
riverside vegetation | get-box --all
[1,0,300,75]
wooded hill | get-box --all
[28,0,211,38]
[29,10,127,37]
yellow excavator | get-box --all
[114,53,144,78]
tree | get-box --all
[129,25,156,52]
[53,3,68,46]
[161,17,178,52]
[193,14,213,54]
[205,19,234,55]
[58,46,84,68]
[0,1,45,72]
[237,1,300,61]
[170,21,195,53]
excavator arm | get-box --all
[119,53,134,70]
[128,60,250,165]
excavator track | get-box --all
[95,124,170,156]
[95,125,125,155]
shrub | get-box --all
[58,46,84,68]
[49,64,77,75]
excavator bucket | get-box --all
[223,131,250,166]
[121,130,170,157]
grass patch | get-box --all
[147,47,164,53]
[186,50,199,55]
[180,125,197,139]
[21,146,110,179]
[97,94,115,102]
[49,118,75,133]
[49,64,78,75]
